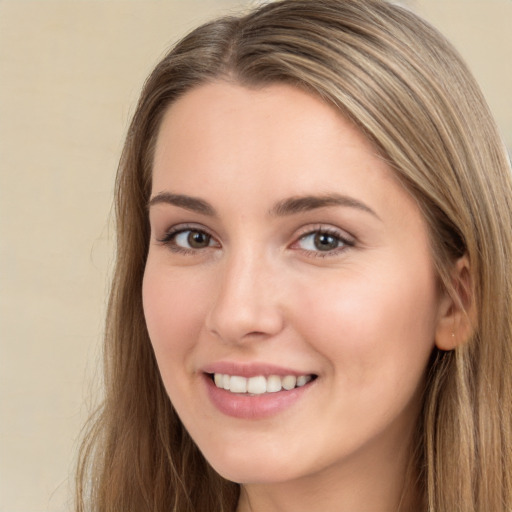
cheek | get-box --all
[142,262,210,372]
[293,262,438,385]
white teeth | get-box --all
[266,375,282,393]
[296,375,309,387]
[230,375,247,393]
[247,376,267,394]
[212,373,313,394]
[282,375,297,390]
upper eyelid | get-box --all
[158,222,213,236]
[293,224,355,241]
[157,224,218,244]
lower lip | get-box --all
[203,374,315,419]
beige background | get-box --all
[1,1,510,511]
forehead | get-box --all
[152,81,392,192]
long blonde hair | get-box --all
[76,1,512,510]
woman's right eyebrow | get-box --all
[148,192,217,216]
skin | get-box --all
[143,82,453,512]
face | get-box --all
[143,82,444,486]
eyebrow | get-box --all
[270,193,380,219]
[147,191,379,220]
[148,192,217,216]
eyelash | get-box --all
[157,224,216,255]
[157,224,354,257]
[293,226,354,258]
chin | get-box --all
[203,445,303,485]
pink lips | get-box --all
[201,362,316,420]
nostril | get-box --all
[245,331,268,338]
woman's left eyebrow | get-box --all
[269,194,381,220]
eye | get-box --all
[158,226,219,253]
[175,230,213,249]
[294,228,353,255]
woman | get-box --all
[76,0,512,511]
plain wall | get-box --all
[0,1,510,511]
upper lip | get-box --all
[201,361,315,378]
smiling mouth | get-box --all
[209,373,317,395]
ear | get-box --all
[435,255,476,351]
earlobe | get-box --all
[435,256,476,351]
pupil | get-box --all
[314,233,338,251]
[188,231,209,248]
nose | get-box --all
[205,248,285,344]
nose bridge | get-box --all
[206,244,284,343]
